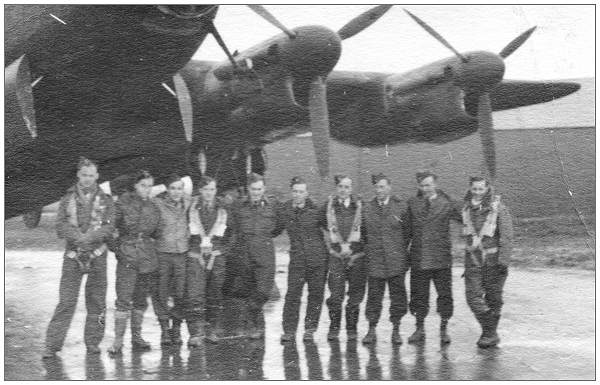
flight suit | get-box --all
[323,195,367,337]
[462,196,513,346]
[45,184,115,353]
[227,197,282,334]
[277,199,329,336]
[187,196,234,339]
[154,196,191,323]
[113,192,164,318]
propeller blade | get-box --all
[247,5,296,38]
[404,9,467,62]
[172,73,193,143]
[207,21,238,69]
[5,55,37,139]
[308,77,331,178]
[499,26,537,58]
[477,93,496,181]
[337,5,393,40]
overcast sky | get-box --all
[193,5,594,80]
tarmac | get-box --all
[4,244,595,380]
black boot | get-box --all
[108,310,129,356]
[440,318,451,345]
[391,322,403,345]
[159,319,171,346]
[170,318,183,345]
[345,306,360,341]
[248,305,265,340]
[328,308,341,341]
[362,324,377,345]
[477,311,499,348]
[187,319,205,347]
[131,310,151,351]
[408,317,426,344]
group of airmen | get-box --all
[42,156,513,360]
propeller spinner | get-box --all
[405,9,536,181]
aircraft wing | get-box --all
[489,80,581,112]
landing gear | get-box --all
[23,208,42,228]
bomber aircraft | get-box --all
[5,5,580,227]
[4,4,314,225]
[174,6,580,194]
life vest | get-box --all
[189,197,227,248]
[64,187,108,258]
[326,196,362,255]
[462,194,501,260]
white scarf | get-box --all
[189,198,227,247]
[326,196,362,254]
[462,195,501,256]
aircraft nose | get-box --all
[280,25,342,78]
[456,51,505,93]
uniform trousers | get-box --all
[115,261,167,320]
[282,261,328,334]
[365,272,408,326]
[158,252,187,321]
[409,267,453,320]
[326,256,367,332]
[45,253,107,351]
[464,263,508,317]
[184,255,206,322]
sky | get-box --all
[192,5,595,81]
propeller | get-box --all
[499,26,537,59]
[308,77,331,178]
[307,5,394,178]
[247,5,296,38]
[338,5,393,40]
[404,10,467,62]
[405,9,536,181]
[203,5,393,179]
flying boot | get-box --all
[478,311,500,348]
[108,310,129,356]
[362,323,377,345]
[407,317,426,344]
[159,318,172,346]
[391,321,403,345]
[188,318,206,347]
[440,318,451,345]
[170,318,183,345]
[131,310,151,351]
[346,306,360,341]
[84,313,105,355]
[328,308,341,341]
[205,305,224,344]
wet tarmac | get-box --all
[5,248,595,380]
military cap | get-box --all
[416,170,437,183]
[247,172,265,185]
[198,175,217,189]
[289,176,306,188]
[164,173,183,187]
[371,173,390,185]
[334,174,351,185]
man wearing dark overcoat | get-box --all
[361,174,409,345]
[278,177,329,343]
[228,173,283,338]
[406,171,461,345]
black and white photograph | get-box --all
[4,4,595,380]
